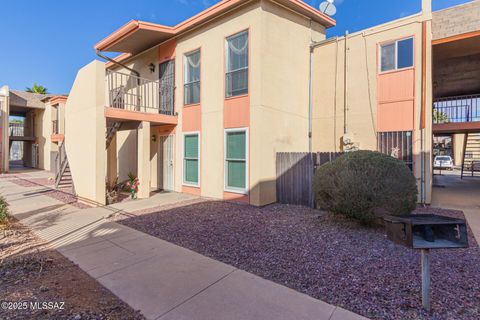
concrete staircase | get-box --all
[461,133,480,178]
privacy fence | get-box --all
[276,152,344,208]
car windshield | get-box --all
[436,156,451,161]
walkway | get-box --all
[0,172,366,320]
[431,170,480,243]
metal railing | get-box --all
[433,94,480,124]
[106,71,174,115]
[9,123,26,137]
[52,120,59,134]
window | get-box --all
[377,131,413,170]
[225,129,247,192]
[184,133,199,185]
[226,31,248,98]
[184,50,200,105]
[380,37,414,72]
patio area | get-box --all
[116,201,480,320]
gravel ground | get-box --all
[118,201,480,320]
[1,219,144,320]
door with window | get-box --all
[159,135,174,191]
[159,60,175,115]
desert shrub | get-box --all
[313,150,418,224]
[0,195,9,224]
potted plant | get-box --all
[125,172,140,199]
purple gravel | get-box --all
[118,201,480,320]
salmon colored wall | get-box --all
[182,105,201,132]
[159,40,176,63]
[378,68,415,132]
[224,95,250,128]
[182,185,201,195]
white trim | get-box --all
[182,131,200,187]
[224,127,249,194]
[379,37,414,73]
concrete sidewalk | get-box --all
[1,176,367,320]
[432,172,480,243]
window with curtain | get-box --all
[225,130,247,192]
[380,37,414,72]
[184,50,201,105]
[184,133,199,185]
[226,31,248,98]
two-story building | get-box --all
[63,0,480,206]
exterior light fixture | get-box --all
[149,63,156,73]
[151,135,156,142]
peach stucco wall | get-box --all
[377,68,415,132]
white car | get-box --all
[434,156,453,170]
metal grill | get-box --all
[433,94,480,124]
[159,60,175,115]
[377,131,413,169]
[107,70,174,115]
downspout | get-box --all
[420,21,427,204]
[309,37,339,153]
[343,30,349,135]
[308,44,313,153]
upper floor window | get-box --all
[226,31,248,98]
[184,50,201,105]
[380,37,414,72]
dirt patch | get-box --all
[118,201,480,320]
[0,219,144,320]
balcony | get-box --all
[9,122,34,141]
[433,94,480,133]
[51,119,64,142]
[105,71,177,125]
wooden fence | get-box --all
[276,152,344,208]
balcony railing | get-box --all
[433,94,480,124]
[107,71,174,116]
[9,123,26,137]
[52,120,59,134]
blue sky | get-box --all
[0,0,471,94]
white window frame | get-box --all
[224,127,249,194]
[225,30,249,98]
[183,131,200,187]
[183,49,201,105]
[379,37,414,73]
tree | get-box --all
[433,109,449,124]
[25,83,49,94]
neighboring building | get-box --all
[63,0,479,206]
[0,86,68,172]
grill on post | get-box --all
[384,214,469,313]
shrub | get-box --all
[313,150,418,224]
[0,195,9,224]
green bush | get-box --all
[313,150,418,224]
[0,195,9,224]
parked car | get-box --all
[434,156,453,170]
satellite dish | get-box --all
[319,0,337,16]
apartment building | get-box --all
[0,86,67,173]
[64,0,480,206]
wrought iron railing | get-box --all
[106,71,174,115]
[52,120,59,134]
[433,94,480,124]
[9,123,26,137]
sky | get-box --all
[0,0,472,94]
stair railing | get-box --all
[55,141,69,188]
